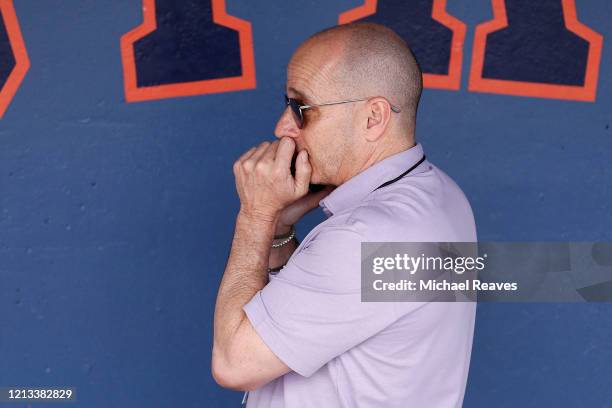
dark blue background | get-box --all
[0,1,610,407]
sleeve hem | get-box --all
[243,292,317,378]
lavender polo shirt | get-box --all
[243,143,477,407]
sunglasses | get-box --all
[284,94,401,129]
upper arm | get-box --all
[213,220,423,389]
[240,224,417,378]
[212,313,291,391]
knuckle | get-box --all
[242,160,254,172]
[239,147,254,159]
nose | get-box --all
[274,106,300,139]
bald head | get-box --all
[294,22,423,133]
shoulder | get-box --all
[345,163,476,242]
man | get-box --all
[212,22,477,407]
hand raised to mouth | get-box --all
[233,137,312,223]
[290,150,326,193]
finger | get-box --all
[274,137,295,173]
[294,149,312,195]
[238,146,257,162]
[248,141,272,163]
[262,140,280,161]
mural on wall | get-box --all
[0,0,605,117]
[120,0,255,102]
[0,0,29,118]
[339,0,467,90]
[468,0,603,101]
[119,0,602,103]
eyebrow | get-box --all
[287,87,313,103]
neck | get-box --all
[336,136,415,185]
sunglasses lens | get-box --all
[285,95,303,128]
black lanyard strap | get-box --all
[374,155,426,191]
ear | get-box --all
[364,98,392,142]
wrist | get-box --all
[272,225,296,248]
[238,208,279,226]
[274,222,293,237]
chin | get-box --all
[307,158,325,185]
[309,171,325,185]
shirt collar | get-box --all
[319,143,426,217]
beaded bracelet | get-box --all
[271,225,296,248]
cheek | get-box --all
[302,112,347,165]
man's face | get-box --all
[274,45,355,185]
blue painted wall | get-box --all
[0,1,610,406]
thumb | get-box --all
[294,150,312,195]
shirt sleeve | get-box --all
[243,224,418,377]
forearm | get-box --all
[213,211,276,358]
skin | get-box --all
[212,32,415,391]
